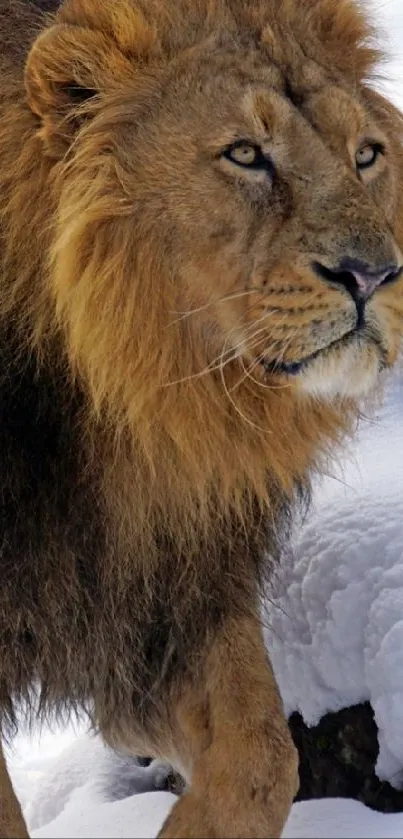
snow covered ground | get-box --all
[11,728,403,839]
[4,1,403,837]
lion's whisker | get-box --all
[162,309,281,387]
[166,288,265,327]
[161,339,241,387]
[239,355,292,392]
[219,335,273,435]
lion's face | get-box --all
[136,52,403,400]
[25,0,403,415]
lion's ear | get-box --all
[24,23,137,155]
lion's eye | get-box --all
[355,143,383,171]
[223,142,268,169]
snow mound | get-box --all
[25,736,172,832]
[266,377,403,786]
[33,785,174,839]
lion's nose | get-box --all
[313,256,403,302]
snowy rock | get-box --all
[266,376,403,788]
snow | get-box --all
[285,799,403,839]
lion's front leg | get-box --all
[0,740,29,838]
[158,612,298,839]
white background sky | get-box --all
[373,0,403,105]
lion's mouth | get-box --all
[259,324,382,376]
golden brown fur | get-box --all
[1,0,403,836]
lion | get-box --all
[1,0,403,836]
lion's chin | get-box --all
[297,340,383,400]
[297,327,390,399]
[262,330,387,400]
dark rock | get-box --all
[289,702,403,813]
